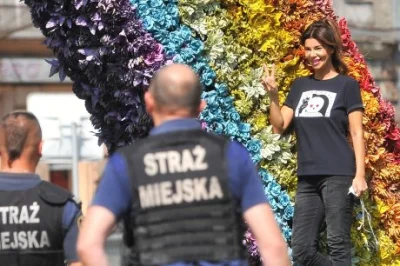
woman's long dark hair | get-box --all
[301,19,348,75]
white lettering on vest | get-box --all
[10,232,18,249]
[39,231,50,248]
[0,207,9,224]
[144,153,157,176]
[209,176,224,199]
[181,149,195,172]
[167,151,181,173]
[27,231,39,248]
[19,231,27,249]
[143,146,209,176]
[193,178,208,201]
[29,202,40,223]
[0,231,51,250]
[154,152,168,174]
[19,206,29,224]
[1,232,10,249]
[9,206,18,224]
[138,185,154,208]
[138,176,224,209]
[182,179,195,202]
[0,203,41,225]
[160,182,173,206]
[192,145,208,171]
[153,183,161,206]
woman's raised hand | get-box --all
[261,64,278,95]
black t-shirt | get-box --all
[284,74,364,176]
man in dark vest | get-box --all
[78,64,290,266]
[0,111,82,266]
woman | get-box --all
[262,19,368,265]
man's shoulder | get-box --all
[38,181,79,206]
[225,141,254,171]
[226,140,249,154]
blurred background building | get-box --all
[0,1,118,262]
[0,0,106,212]
[334,0,400,120]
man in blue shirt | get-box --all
[0,111,82,266]
[78,64,290,266]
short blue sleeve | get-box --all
[226,141,268,212]
[91,153,132,220]
[62,201,82,262]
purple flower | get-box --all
[24,0,169,152]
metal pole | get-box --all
[71,122,79,197]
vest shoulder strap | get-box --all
[38,181,76,205]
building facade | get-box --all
[334,0,400,120]
[0,0,104,212]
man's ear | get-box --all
[144,91,154,114]
[198,99,207,114]
[38,140,43,158]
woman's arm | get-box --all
[348,110,368,196]
[262,64,294,134]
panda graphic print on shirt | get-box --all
[295,90,337,118]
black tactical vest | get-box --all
[120,129,247,265]
[0,180,73,266]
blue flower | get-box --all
[153,29,169,43]
[278,194,290,207]
[221,97,234,109]
[143,17,155,30]
[268,198,278,212]
[192,61,206,73]
[246,139,261,155]
[224,121,239,136]
[169,32,185,47]
[190,39,204,55]
[166,3,179,17]
[152,9,166,23]
[283,205,294,220]
[181,48,196,63]
[212,122,224,134]
[239,123,251,134]
[165,43,178,56]
[164,15,178,29]
[260,170,274,183]
[282,226,292,240]
[269,182,282,197]
[179,25,192,41]
[274,215,283,226]
[172,54,185,63]
[229,112,240,121]
[136,4,150,16]
[201,69,216,86]
[149,0,163,8]
[215,83,229,97]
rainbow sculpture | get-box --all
[23,0,400,264]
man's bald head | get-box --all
[0,111,42,163]
[148,64,203,115]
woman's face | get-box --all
[304,38,333,72]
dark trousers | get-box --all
[292,175,355,266]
